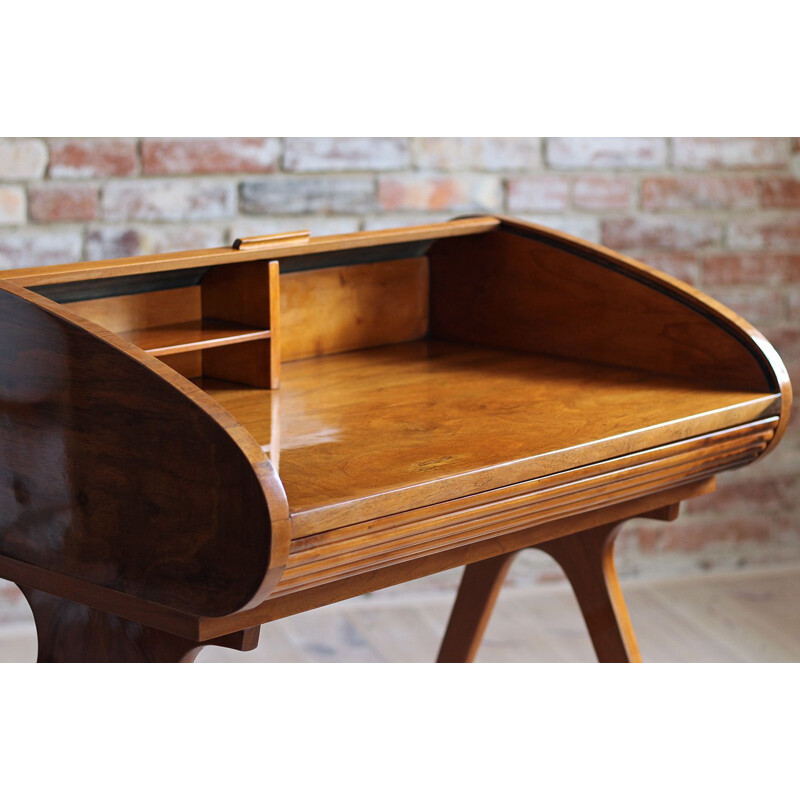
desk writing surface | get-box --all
[195,340,777,535]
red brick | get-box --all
[102,179,237,221]
[0,139,47,179]
[760,326,800,387]
[29,185,98,222]
[234,215,360,238]
[0,186,26,225]
[762,178,800,208]
[793,138,800,152]
[362,214,454,231]
[285,138,409,171]
[630,252,700,285]
[728,216,800,249]
[673,138,790,169]
[50,139,138,178]
[507,176,569,212]
[615,521,662,555]
[241,176,375,214]
[655,517,773,553]
[546,137,667,169]
[641,176,759,211]
[787,288,800,319]
[709,286,785,324]
[0,230,82,268]
[573,176,632,210]
[377,175,502,212]
[704,253,800,285]
[143,138,279,175]
[688,474,800,515]
[514,215,600,243]
[85,224,225,260]
[413,138,540,171]
[602,216,720,250]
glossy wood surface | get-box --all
[280,257,428,362]
[198,340,778,535]
[65,285,201,333]
[274,420,773,595]
[207,478,717,641]
[430,227,771,391]
[233,230,310,250]
[121,317,270,356]
[18,585,260,662]
[201,259,280,388]
[0,281,290,618]
[440,217,792,455]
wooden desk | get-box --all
[0,216,791,662]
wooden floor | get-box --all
[1,566,798,662]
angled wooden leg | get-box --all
[17,585,260,663]
[534,523,641,663]
[437,551,519,662]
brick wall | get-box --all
[0,137,798,619]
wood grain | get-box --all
[65,285,201,333]
[121,318,270,356]
[201,259,279,388]
[430,227,770,391]
[280,257,428,362]
[275,422,772,593]
[201,479,717,640]
[197,340,778,535]
[535,523,641,662]
[437,551,519,662]
[0,281,290,618]
[18,585,260,663]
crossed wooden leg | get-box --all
[437,551,520,663]
[16,585,259,663]
[437,520,642,663]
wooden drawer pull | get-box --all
[233,230,311,250]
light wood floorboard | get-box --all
[0,567,797,663]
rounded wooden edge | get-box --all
[492,215,793,458]
[0,279,292,612]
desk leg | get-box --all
[16,585,260,663]
[534,523,642,663]
[437,551,519,662]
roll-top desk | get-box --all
[0,216,791,662]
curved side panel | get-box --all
[430,216,792,455]
[0,282,290,617]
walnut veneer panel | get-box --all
[0,282,290,618]
[197,340,779,536]
[275,419,775,594]
[122,318,270,356]
[65,286,201,332]
[429,228,772,392]
[280,257,429,362]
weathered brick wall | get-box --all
[0,137,798,619]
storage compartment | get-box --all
[36,259,280,389]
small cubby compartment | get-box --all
[37,259,281,389]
